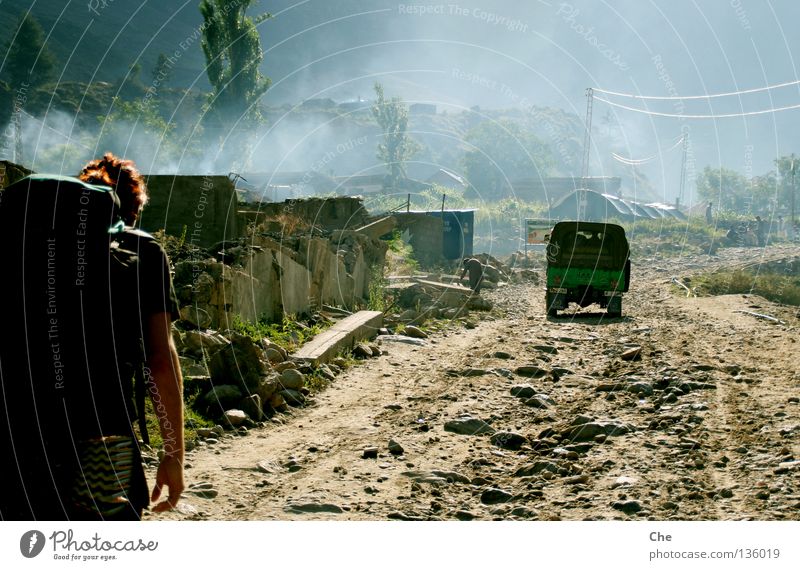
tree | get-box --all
[371,82,420,190]
[462,119,554,199]
[199,0,271,124]
[150,53,173,88]
[696,166,753,213]
[1,13,56,90]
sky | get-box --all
[2,0,800,202]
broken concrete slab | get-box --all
[292,310,383,365]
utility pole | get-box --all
[677,133,688,209]
[579,88,594,221]
[791,153,796,228]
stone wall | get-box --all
[241,196,369,233]
[174,230,387,329]
[140,174,239,248]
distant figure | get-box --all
[705,202,714,224]
[777,215,785,238]
[755,215,767,246]
[461,257,484,293]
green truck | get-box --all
[545,221,631,317]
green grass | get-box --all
[694,268,800,306]
[625,218,725,257]
[135,392,213,451]
[230,313,325,351]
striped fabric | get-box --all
[70,435,137,518]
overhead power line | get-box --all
[593,95,800,119]
[593,78,800,100]
[611,134,685,165]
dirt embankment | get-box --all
[147,245,800,521]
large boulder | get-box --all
[208,333,270,392]
[202,385,243,416]
[183,330,230,358]
[279,369,305,390]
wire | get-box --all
[593,78,800,100]
[611,135,685,165]
[594,95,800,119]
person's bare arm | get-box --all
[143,311,184,512]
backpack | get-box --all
[0,175,148,518]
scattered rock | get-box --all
[209,333,270,391]
[515,365,549,378]
[448,368,492,377]
[264,347,284,363]
[280,368,305,390]
[444,415,496,436]
[317,364,336,381]
[273,361,296,373]
[353,344,373,358]
[179,305,212,329]
[510,384,537,398]
[454,510,477,521]
[362,447,379,459]
[491,351,514,359]
[480,488,513,505]
[203,385,243,413]
[388,439,405,455]
[612,500,643,514]
[187,482,217,499]
[256,459,283,474]
[278,389,305,407]
[430,470,471,484]
[523,394,555,409]
[285,502,344,514]
[239,394,263,422]
[774,461,799,474]
[490,431,527,450]
[403,325,428,339]
[223,409,247,427]
[626,382,654,396]
[621,347,643,361]
[563,420,633,442]
[514,461,560,476]
[611,476,638,489]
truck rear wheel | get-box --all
[607,296,622,318]
[546,293,558,317]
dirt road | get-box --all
[147,245,800,521]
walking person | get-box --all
[461,257,485,293]
[0,153,184,520]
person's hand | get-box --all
[151,454,184,512]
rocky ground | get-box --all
[145,244,800,521]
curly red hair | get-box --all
[79,152,148,225]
